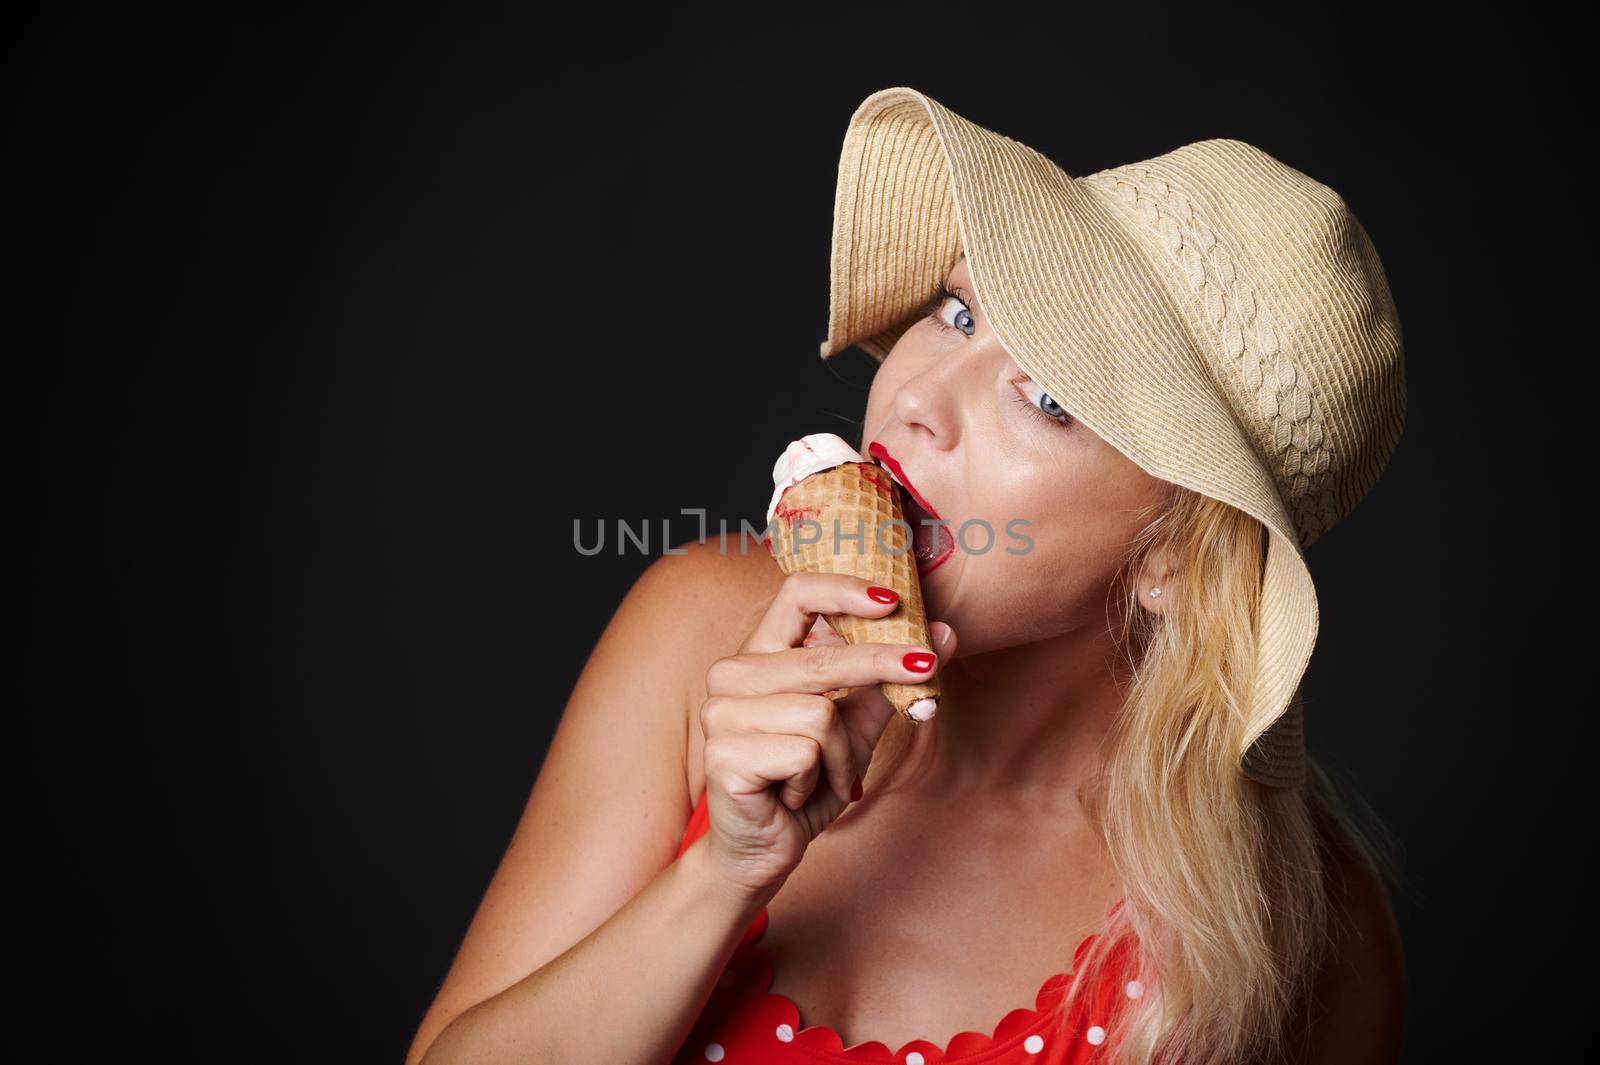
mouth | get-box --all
[867,440,956,579]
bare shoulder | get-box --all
[1268,819,1409,1063]
[401,535,783,1064]
[648,537,786,806]
[638,534,784,644]
[1324,829,1406,972]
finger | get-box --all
[705,730,830,811]
[806,619,852,700]
[835,620,957,754]
[708,639,944,699]
[699,692,856,804]
[740,572,902,654]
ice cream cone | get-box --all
[767,460,940,722]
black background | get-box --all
[13,1,1586,1060]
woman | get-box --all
[407,88,1408,1065]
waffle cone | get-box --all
[766,461,939,722]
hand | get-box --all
[696,572,954,902]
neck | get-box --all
[905,619,1135,804]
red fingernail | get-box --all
[867,586,899,604]
[903,651,935,672]
[851,775,863,802]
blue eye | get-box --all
[921,282,976,337]
[1012,379,1073,427]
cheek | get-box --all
[943,535,1103,648]
[961,473,1132,593]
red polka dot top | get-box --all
[669,788,1142,1065]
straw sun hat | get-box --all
[817,87,1406,789]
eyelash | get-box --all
[920,281,974,335]
[920,281,1070,428]
[1010,388,1073,428]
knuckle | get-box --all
[802,642,840,679]
[796,734,823,767]
[705,655,739,693]
[783,569,830,603]
[699,695,726,733]
[801,694,837,732]
[780,569,811,599]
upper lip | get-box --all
[867,440,941,518]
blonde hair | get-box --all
[857,484,1403,1064]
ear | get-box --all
[1135,545,1175,617]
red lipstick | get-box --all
[867,441,940,517]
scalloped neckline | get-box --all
[742,894,1127,1062]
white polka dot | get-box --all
[906,1054,926,1065]
[1087,1025,1107,1045]
[1125,979,1144,998]
[703,1043,725,1062]
[1024,1033,1046,1053]
[775,1023,795,1042]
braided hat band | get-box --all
[817,87,1406,789]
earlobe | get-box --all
[1136,550,1174,616]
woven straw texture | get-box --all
[816,87,1406,788]
[766,461,940,720]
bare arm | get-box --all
[405,540,775,1065]
[417,835,769,1064]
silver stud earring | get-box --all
[1149,586,1162,598]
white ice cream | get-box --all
[766,432,865,525]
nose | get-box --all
[891,355,968,450]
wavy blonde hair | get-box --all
[857,483,1403,1064]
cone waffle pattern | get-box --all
[767,462,939,721]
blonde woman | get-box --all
[408,88,1408,1065]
